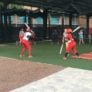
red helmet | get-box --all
[67,28,72,33]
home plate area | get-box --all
[72,52,92,60]
[10,67,92,92]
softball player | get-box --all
[19,24,33,58]
[63,28,79,60]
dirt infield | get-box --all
[72,52,92,60]
[0,57,64,92]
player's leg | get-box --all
[63,43,70,60]
[26,41,32,58]
[72,42,79,56]
[19,44,26,58]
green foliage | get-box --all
[0,42,92,70]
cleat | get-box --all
[28,56,33,58]
[63,57,67,60]
[19,55,22,59]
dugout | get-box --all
[0,0,92,43]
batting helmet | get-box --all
[67,28,72,33]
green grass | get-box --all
[0,42,92,70]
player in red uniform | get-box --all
[63,28,79,60]
[19,23,33,58]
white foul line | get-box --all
[10,67,92,92]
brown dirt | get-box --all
[72,52,92,60]
[0,57,64,92]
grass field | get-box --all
[0,41,92,70]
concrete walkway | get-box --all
[10,67,92,92]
